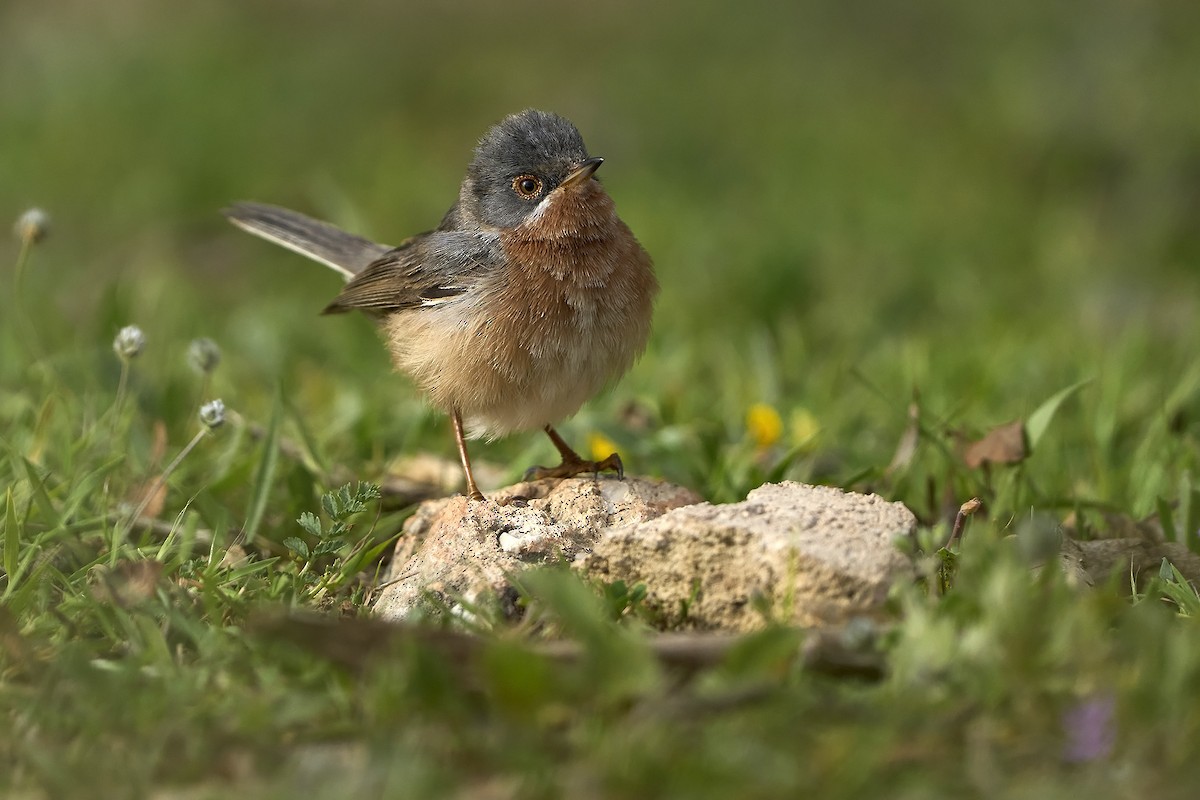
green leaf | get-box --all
[516,571,655,692]
[297,511,323,538]
[243,390,283,544]
[312,539,344,557]
[321,492,338,519]
[1157,558,1200,616]
[1026,379,1092,451]
[282,537,309,559]
[342,532,403,578]
[1160,556,1175,582]
[720,627,805,678]
[220,556,279,584]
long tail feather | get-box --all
[223,201,390,278]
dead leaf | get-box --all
[150,420,169,467]
[126,479,167,521]
[91,560,164,606]
[118,421,172,521]
[219,544,249,569]
[962,420,1027,468]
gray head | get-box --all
[458,110,603,229]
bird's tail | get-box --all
[222,201,391,278]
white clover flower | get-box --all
[187,337,221,374]
[13,208,50,244]
[199,399,226,430]
[113,325,146,360]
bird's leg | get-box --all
[451,409,485,501]
[524,425,625,481]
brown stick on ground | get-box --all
[249,613,888,681]
[944,497,982,549]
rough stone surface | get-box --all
[1064,537,1200,587]
[580,481,917,631]
[374,478,918,632]
[373,476,702,621]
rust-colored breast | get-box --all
[385,179,658,438]
[494,183,656,365]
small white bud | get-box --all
[14,208,50,244]
[187,337,221,375]
[199,399,226,430]
[113,325,146,360]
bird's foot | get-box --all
[523,452,624,482]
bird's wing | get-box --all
[223,201,392,278]
[321,230,503,315]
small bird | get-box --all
[224,110,658,501]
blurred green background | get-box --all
[8,3,1200,795]
[4,0,1200,509]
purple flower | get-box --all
[1062,693,1116,763]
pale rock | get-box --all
[374,478,918,633]
[580,481,917,631]
[373,476,701,621]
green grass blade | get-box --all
[22,457,59,524]
[58,456,125,522]
[1159,558,1200,616]
[283,396,327,477]
[1180,471,1198,553]
[1026,379,1092,451]
[3,487,17,585]
[243,390,283,544]
[1158,496,1179,543]
[340,531,402,581]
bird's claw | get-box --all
[523,452,625,482]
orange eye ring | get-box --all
[512,174,544,199]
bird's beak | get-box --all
[560,156,604,188]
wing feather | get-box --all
[321,231,501,314]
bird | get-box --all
[224,109,658,501]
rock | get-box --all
[1055,538,1094,588]
[1069,538,1200,586]
[373,476,702,621]
[374,478,918,633]
[580,482,917,631]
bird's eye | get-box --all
[512,175,543,199]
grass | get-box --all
[5,0,1200,796]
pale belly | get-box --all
[383,280,651,439]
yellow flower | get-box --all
[790,408,820,448]
[588,431,621,462]
[746,403,783,449]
